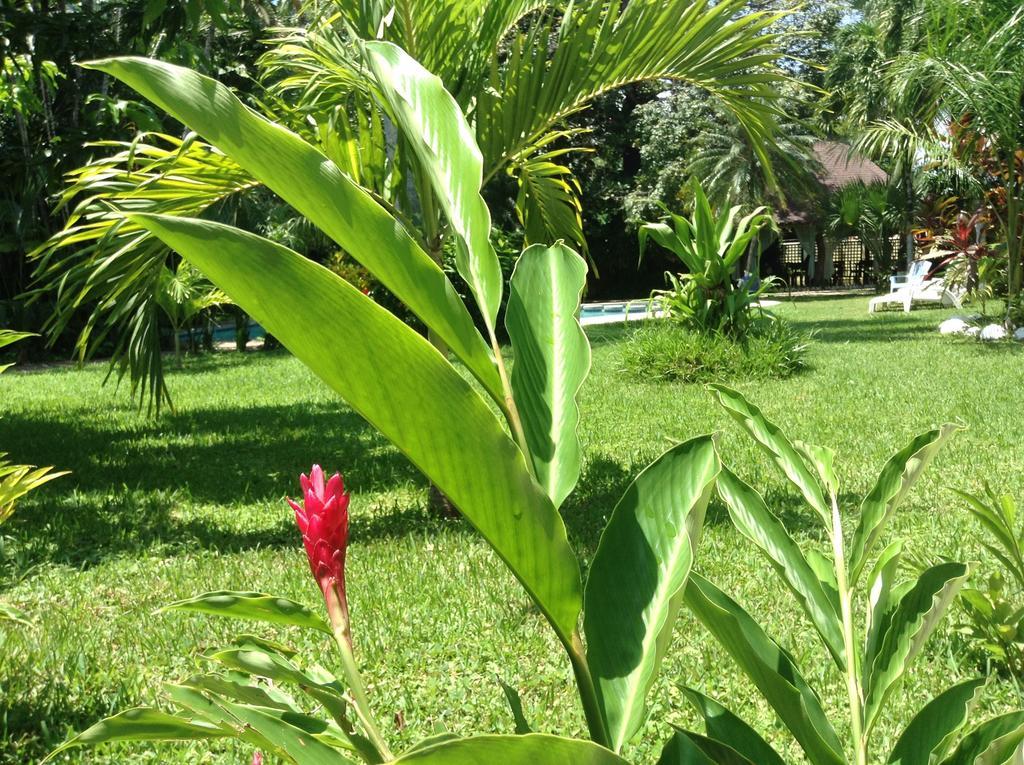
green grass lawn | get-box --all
[2,295,1024,764]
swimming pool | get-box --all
[180,321,266,344]
[579,301,662,326]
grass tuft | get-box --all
[619,317,811,383]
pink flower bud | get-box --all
[288,465,350,599]
[251,751,263,765]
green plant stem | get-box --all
[326,588,394,761]
[565,629,611,749]
[830,493,866,765]
[488,332,535,477]
[419,209,530,462]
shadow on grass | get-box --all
[2,400,419,505]
[788,314,941,344]
[0,395,439,577]
[1,487,459,580]
[559,455,839,561]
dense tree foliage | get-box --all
[3,0,1023,378]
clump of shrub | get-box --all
[621,317,811,383]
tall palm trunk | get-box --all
[902,158,915,269]
[1006,165,1022,324]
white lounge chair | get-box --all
[868,278,963,313]
[889,259,932,293]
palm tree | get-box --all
[854,0,1024,312]
[826,181,903,289]
[821,0,936,271]
[34,0,792,411]
[686,108,821,212]
[155,261,231,367]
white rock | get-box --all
[965,326,981,337]
[939,318,970,335]
[980,323,1007,341]
[1014,327,1024,341]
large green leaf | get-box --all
[84,56,502,403]
[864,541,905,666]
[794,441,839,498]
[363,41,503,332]
[864,562,970,734]
[683,573,845,765]
[166,683,354,764]
[639,221,697,272]
[938,713,1024,765]
[206,642,379,760]
[133,214,582,643]
[182,672,298,713]
[849,426,958,584]
[505,243,591,509]
[710,385,831,525]
[658,728,755,765]
[207,645,349,723]
[161,591,331,634]
[680,687,786,765]
[657,730,718,765]
[716,466,845,668]
[390,734,630,764]
[43,708,230,762]
[584,435,720,752]
[888,678,985,765]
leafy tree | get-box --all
[853,0,1024,313]
[36,0,793,410]
[821,0,935,269]
[826,180,903,288]
[625,1,842,220]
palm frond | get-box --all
[476,0,790,186]
[508,128,591,252]
[330,0,547,106]
[30,133,259,413]
[0,454,69,525]
[0,331,68,525]
[264,0,789,249]
[154,260,232,329]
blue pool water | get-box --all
[580,301,659,325]
[180,321,265,344]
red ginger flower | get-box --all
[288,465,350,601]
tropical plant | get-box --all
[640,181,776,337]
[155,260,231,366]
[853,0,1024,317]
[31,133,258,409]
[0,330,66,525]
[1,0,285,334]
[34,0,791,411]
[955,485,1024,677]
[826,181,903,289]
[820,0,931,273]
[0,329,66,625]
[43,45,728,762]
[931,211,1004,310]
[672,385,1023,765]
[686,109,820,214]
